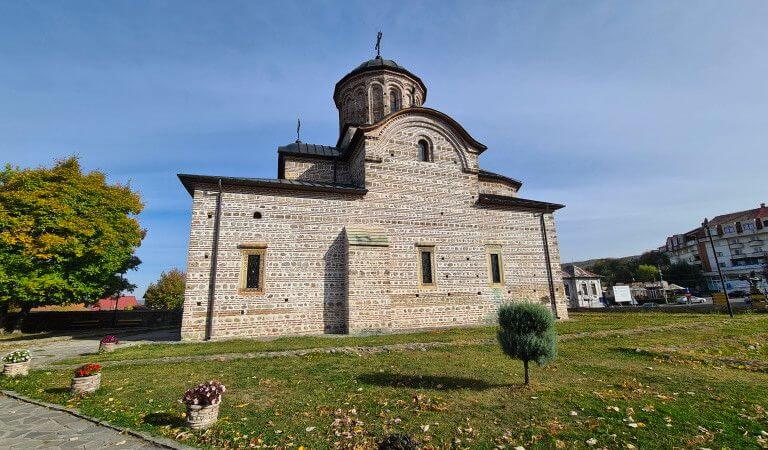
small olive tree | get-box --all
[497,302,557,385]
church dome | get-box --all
[333,55,428,132]
[350,57,406,76]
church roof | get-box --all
[476,193,564,212]
[334,56,428,102]
[278,142,341,159]
[178,174,367,197]
[478,169,523,189]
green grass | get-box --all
[3,312,767,449]
[59,312,719,365]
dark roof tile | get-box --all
[476,193,564,212]
[277,142,341,158]
[178,174,367,197]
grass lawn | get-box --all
[2,312,767,449]
[60,312,718,364]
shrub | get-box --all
[3,350,31,364]
[378,433,419,450]
[100,335,119,345]
[181,380,226,407]
[497,302,557,385]
[74,363,101,378]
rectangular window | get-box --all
[490,253,502,284]
[485,247,504,286]
[417,246,435,287]
[239,247,266,293]
[591,283,598,295]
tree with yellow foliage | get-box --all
[0,157,144,330]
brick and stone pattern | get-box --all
[180,110,568,341]
[282,156,351,184]
[335,70,425,132]
[180,58,568,341]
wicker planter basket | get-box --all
[3,360,30,377]
[71,373,101,394]
[99,342,117,353]
[185,403,220,429]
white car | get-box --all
[676,296,706,304]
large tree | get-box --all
[590,258,637,286]
[665,262,707,293]
[144,269,186,310]
[0,157,144,328]
[635,264,660,283]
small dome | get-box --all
[334,55,427,101]
[352,56,404,73]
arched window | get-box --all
[389,89,401,112]
[371,84,384,122]
[418,139,432,162]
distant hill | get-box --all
[562,254,641,269]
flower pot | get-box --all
[3,360,30,377]
[99,342,117,353]
[71,373,101,394]
[185,403,220,429]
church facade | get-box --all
[178,54,568,341]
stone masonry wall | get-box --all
[282,156,351,184]
[181,112,567,340]
[478,179,519,197]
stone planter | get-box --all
[185,403,220,429]
[99,342,117,353]
[2,360,30,377]
[71,373,101,395]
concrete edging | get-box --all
[0,390,195,450]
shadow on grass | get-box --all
[43,387,71,395]
[144,411,185,427]
[612,347,661,358]
[358,372,511,391]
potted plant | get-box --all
[181,380,226,429]
[2,350,31,377]
[71,363,102,394]
[99,335,119,353]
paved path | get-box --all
[2,328,179,368]
[0,394,165,449]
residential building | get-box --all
[661,203,768,294]
[561,265,604,308]
[177,51,569,341]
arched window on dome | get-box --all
[418,139,432,162]
[389,88,401,113]
[371,84,384,122]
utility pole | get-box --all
[539,211,559,319]
[703,217,734,318]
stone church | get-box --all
[178,52,568,341]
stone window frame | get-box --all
[238,243,267,295]
[417,137,434,163]
[485,245,505,287]
[416,244,437,289]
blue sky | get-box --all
[1,1,767,298]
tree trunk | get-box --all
[13,304,32,333]
[0,302,9,333]
[523,360,530,385]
